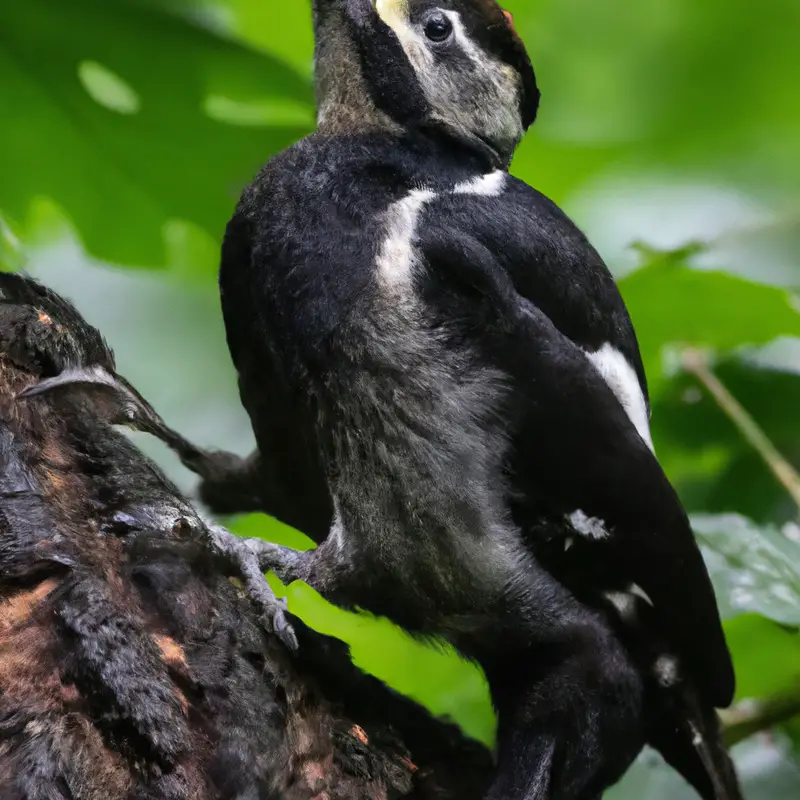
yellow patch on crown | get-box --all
[375,0,433,72]
[376,0,409,27]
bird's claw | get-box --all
[206,523,301,653]
[238,553,300,653]
[272,598,300,652]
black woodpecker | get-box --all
[214,1,739,797]
[20,2,741,798]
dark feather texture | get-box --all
[201,1,741,797]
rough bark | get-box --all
[0,272,492,799]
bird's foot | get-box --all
[241,537,307,585]
[205,524,304,652]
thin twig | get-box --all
[721,693,800,747]
[683,349,800,740]
[682,348,800,512]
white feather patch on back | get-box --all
[653,654,681,687]
[603,591,637,621]
[453,171,506,196]
[585,343,654,452]
[376,171,509,293]
[568,509,609,540]
[376,189,436,292]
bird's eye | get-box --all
[424,13,453,43]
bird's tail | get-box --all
[596,586,743,800]
[648,680,743,800]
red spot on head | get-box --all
[503,9,515,30]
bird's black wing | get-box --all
[415,207,734,708]
[427,175,656,459]
[217,186,334,542]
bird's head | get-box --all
[313,0,539,167]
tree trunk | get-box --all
[0,271,492,800]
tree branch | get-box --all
[0,271,491,799]
[721,693,800,747]
[682,347,800,512]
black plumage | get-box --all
[210,1,740,798]
[216,126,736,798]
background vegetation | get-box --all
[1,1,799,796]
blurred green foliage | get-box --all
[1,0,800,797]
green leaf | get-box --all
[609,735,800,800]
[723,614,800,701]
[0,0,313,267]
[651,357,800,522]
[505,0,800,203]
[619,262,800,391]
[229,510,316,551]
[154,0,315,75]
[284,582,496,747]
[0,216,24,273]
[693,513,800,625]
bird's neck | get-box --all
[313,2,402,136]
[411,124,506,172]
